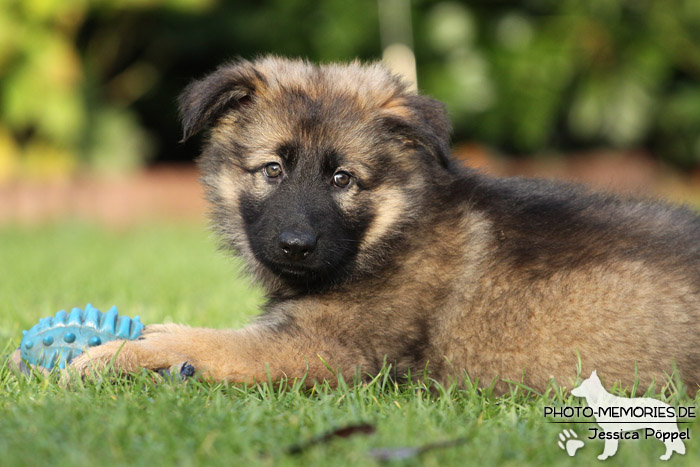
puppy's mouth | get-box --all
[276,264,313,277]
[264,260,319,281]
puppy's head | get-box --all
[180,57,454,294]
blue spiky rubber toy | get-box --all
[20,304,144,370]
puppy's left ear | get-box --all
[381,94,452,168]
[178,60,265,142]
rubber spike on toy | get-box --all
[101,306,118,334]
[68,308,82,325]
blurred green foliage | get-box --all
[418,0,700,167]
[1,0,699,180]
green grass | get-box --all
[1,223,698,466]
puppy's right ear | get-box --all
[178,60,266,142]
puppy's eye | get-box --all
[332,171,352,188]
[263,162,283,178]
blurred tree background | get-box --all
[1,0,700,181]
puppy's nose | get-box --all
[278,230,317,261]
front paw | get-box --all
[70,324,190,377]
[6,349,50,377]
[70,339,141,376]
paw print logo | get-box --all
[557,429,584,456]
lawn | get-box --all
[1,223,698,466]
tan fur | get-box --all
[357,186,406,250]
[214,170,240,204]
[70,57,700,394]
[71,324,340,384]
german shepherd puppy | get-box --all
[71,57,700,393]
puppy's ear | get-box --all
[380,94,452,168]
[178,60,266,142]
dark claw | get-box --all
[180,362,195,379]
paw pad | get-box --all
[180,362,196,379]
